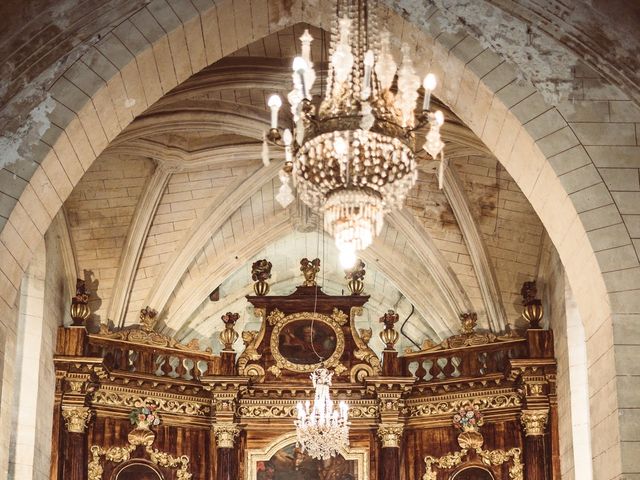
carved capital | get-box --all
[377,423,404,448]
[213,423,241,448]
[62,405,92,433]
[520,409,549,436]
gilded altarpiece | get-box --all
[52,275,559,480]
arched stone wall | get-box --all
[0,0,637,477]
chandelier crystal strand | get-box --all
[295,368,349,459]
[266,0,446,263]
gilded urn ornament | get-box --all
[127,403,160,446]
[379,310,400,350]
[300,258,321,286]
[344,259,366,295]
[452,404,484,449]
[521,281,543,328]
[251,259,272,296]
[70,279,91,326]
[219,312,240,351]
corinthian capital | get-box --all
[377,423,404,448]
[61,405,92,433]
[520,409,549,436]
[213,423,241,448]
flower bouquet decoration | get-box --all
[128,402,161,446]
[452,404,485,450]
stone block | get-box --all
[572,122,637,146]
[536,126,579,157]
[586,145,640,168]
[595,245,639,272]
[580,204,622,231]
[559,164,601,194]
[612,192,640,214]
[569,182,613,213]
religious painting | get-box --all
[277,319,337,365]
[113,461,164,480]
[256,443,356,480]
[247,434,369,480]
[451,466,495,480]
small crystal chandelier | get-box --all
[265,0,445,267]
[295,368,349,459]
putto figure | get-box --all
[300,258,321,286]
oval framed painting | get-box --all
[270,312,345,373]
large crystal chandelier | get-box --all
[295,368,349,459]
[265,0,445,267]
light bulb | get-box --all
[267,94,282,128]
[292,56,308,72]
[339,248,357,269]
[423,73,437,91]
[434,110,445,126]
[334,136,348,156]
[364,49,374,67]
[267,94,282,108]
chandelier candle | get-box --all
[266,0,446,261]
[295,368,349,459]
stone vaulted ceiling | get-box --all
[61,24,546,354]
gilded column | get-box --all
[367,375,413,480]
[377,423,404,480]
[60,403,92,480]
[521,409,550,480]
[213,423,241,480]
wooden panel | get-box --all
[87,416,212,480]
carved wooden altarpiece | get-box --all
[51,268,560,480]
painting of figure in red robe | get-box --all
[114,462,164,480]
[255,443,356,480]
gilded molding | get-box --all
[62,405,92,433]
[406,391,521,418]
[92,390,210,417]
[213,423,241,448]
[269,310,347,375]
[88,441,191,480]
[521,409,549,436]
[350,307,382,378]
[377,424,404,448]
[424,431,523,480]
[237,400,378,419]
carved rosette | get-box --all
[61,405,92,433]
[377,423,404,448]
[520,409,549,436]
[213,423,241,448]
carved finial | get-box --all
[300,257,321,286]
[139,306,158,332]
[521,281,543,329]
[379,310,400,350]
[345,259,366,295]
[251,259,272,296]
[220,312,240,351]
[460,312,478,335]
[70,279,91,326]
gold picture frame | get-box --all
[268,309,347,375]
[246,432,369,480]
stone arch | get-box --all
[0,0,636,476]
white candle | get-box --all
[267,94,282,129]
